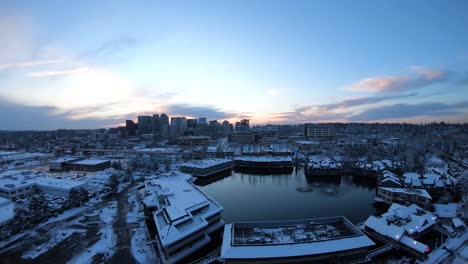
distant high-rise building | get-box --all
[235,119,250,132]
[304,123,336,139]
[198,117,207,126]
[171,117,187,136]
[209,120,220,128]
[152,114,161,135]
[125,120,137,136]
[138,116,153,135]
[187,119,198,129]
[222,120,230,136]
[160,113,169,127]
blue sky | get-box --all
[0,0,467,129]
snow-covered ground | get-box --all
[131,228,156,264]
[67,202,117,264]
[22,228,86,259]
[127,191,143,225]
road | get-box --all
[108,184,137,264]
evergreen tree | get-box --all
[108,174,119,192]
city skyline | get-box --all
[1,0,468,130]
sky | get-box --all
[0,0,467,130]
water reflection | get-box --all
[196,168,379,223]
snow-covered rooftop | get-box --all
[379,187,432,199]
[0,202,14,226]
[180,158,232,169]
[221,217,375,259]
[50,157,82,163]
[433,203,458,218]
[365,203,437,240]
[34,177,86,190]
[70,159,110,165]
[145,175,223,247]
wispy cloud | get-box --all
[164,104,239,120]
[272,93,417,123]
[347,66,446,92]
[27,67,90,78]
[80,36,138,59]
[349,101,468,121]
[0,96,126,130]
[0,60,62,71]
[318,93,416,111]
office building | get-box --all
[125,120,137,136]
[152,114,161,135]
[171,117,187,136]
[138,115,153,135]
[304,123,336,139]
[228,132,256,144]
[143,174,224,263]
[187,119,198,129]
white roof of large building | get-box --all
[70,159,110,165]
[221,217,375,259]
[145,175,223,247]
[0,170,86,191]
[433,203,458,218]
[34,177,86,190]
[50,157,82,163]
[180,158,232,169]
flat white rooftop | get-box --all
[180,158,232,169]
[221,217,375,259]
[70,159,110,165]
[50,157,82,163]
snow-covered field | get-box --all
[131,229,156,264]
[22,228,86,259]
[66,202,117,264]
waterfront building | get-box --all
[142,174,224,263]
[220,216,375,264]
[180,158,233,177]
[379,171,402,188]
[304,123,336,139]
[364,203,437,255]
[233,156,293,169]
[375,187,432,210]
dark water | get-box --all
[196,168,379,223]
